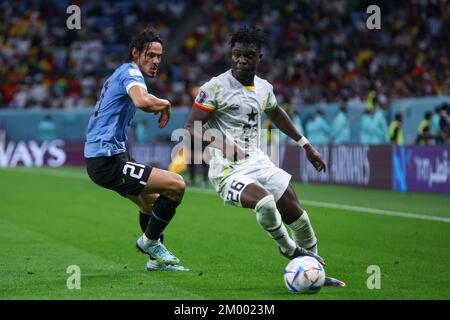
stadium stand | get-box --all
[0,0,449,110]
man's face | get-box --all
[231,42,261,80]
[133,41,163,78]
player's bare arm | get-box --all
[128,85,171,128]
[184,106,248,162]
[266,106,326,172]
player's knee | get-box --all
[284,186,298,203]
[241,183,271,208]
[174,174,186,194]
[168,173,186,196]
[255,194,277,214]
[280,186,301,210]
[254,195,278,228]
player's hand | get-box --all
[304,144,326,172]
[156,107,171,128]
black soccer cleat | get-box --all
[279,246,326,265]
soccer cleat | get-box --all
[324,276,346,287]
[279,246,326,265]
[150,233,164,256]
[145,260,189,272]
[136,236,180,265]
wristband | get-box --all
[296,136,309,148]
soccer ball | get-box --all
[284,256,325,294]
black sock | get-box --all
[144,195,180,240]
[139,212,151,233]
[140,212,165,243]
[140,211,164,261]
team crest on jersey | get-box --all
[128,68,142,77]
[196,90,208,104]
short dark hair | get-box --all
[425,111,432,120]
[230,27,268,50]
[129,28,163,60]
[395,112,402,121]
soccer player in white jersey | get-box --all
[185,28,344,287]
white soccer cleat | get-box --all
[145,260,189,272]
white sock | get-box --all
[288,211,318,254]
[143,233,158,245]
[255,195,297,256]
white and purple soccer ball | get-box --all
[284,256,325,294]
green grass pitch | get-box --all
[1,167,449,300]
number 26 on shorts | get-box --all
[226,180,245,203]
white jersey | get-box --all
[194,69,278,168]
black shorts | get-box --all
[85,153,152,197]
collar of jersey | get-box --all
[227,69,256,90]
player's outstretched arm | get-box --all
[128,85,171,128]
[128,85,170,112]
[266,106,326,172]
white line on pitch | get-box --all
[299,199,450,223]
[187,187,450,223]
[5,167,450,223]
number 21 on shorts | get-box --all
[123,161,145,179]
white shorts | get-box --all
[209,154,292,207]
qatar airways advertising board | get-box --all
[393,146,450,194]
[0,140,169,169]
[0,140,85,167]
[281,145,392,189]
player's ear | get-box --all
[131,47,139,61]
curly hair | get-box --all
[129,28,163,60]
[229,27,268,50]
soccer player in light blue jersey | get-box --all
[85,28,187,272]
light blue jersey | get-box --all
[84,62,147,158]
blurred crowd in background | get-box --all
[1,0,449,109]
[0,0,193,109]
[181,0,449,107]
[261,101,449,146]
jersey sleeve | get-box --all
[193,78,220,113]
[263,84,278,112]
[121,66,147,94]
